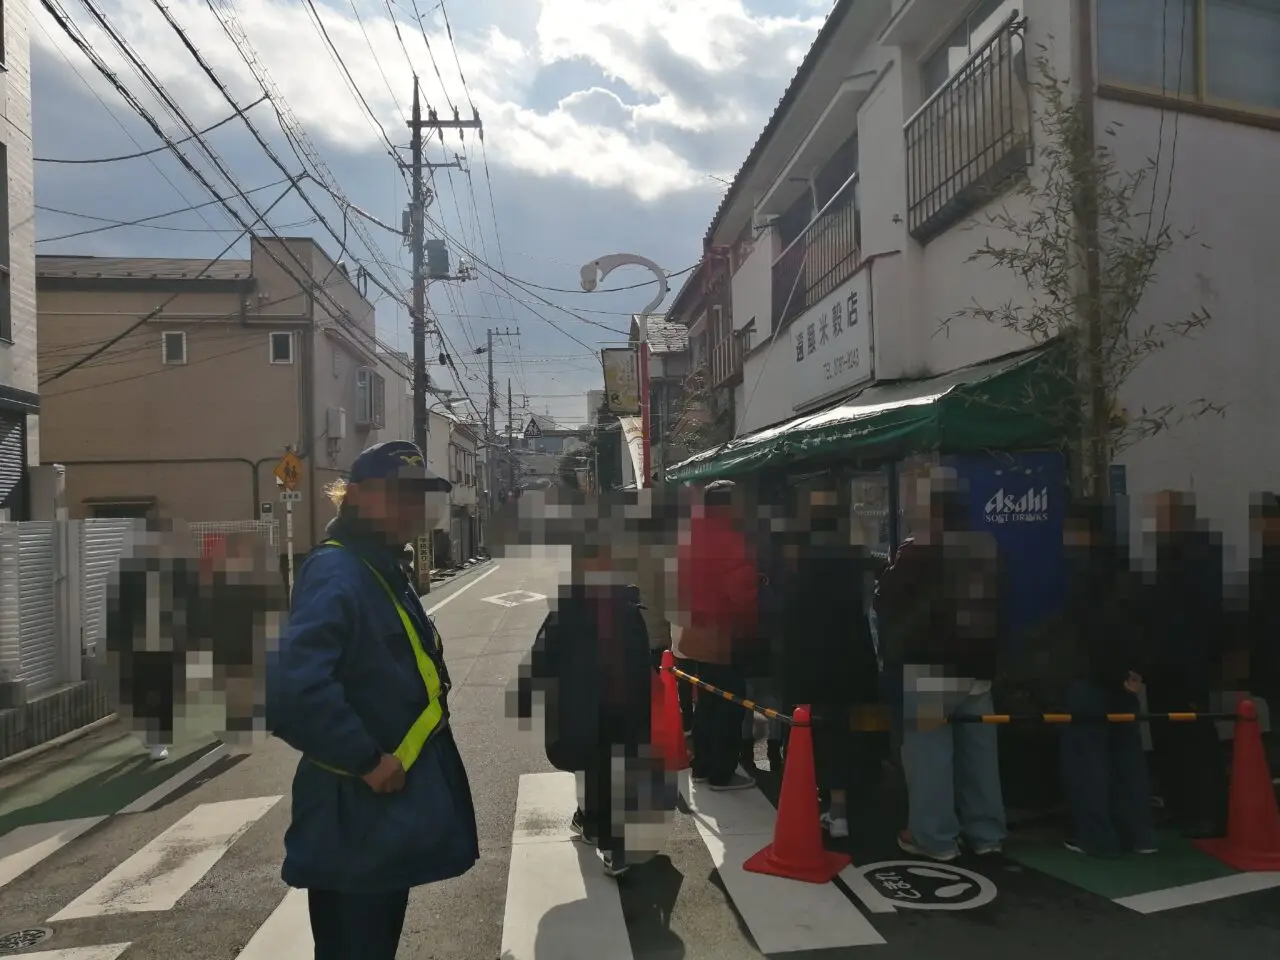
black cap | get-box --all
[349,440,452,492]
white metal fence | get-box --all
[0,518,279,699]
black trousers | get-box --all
[1145,665,1228,833]
[691,662,745,785]
[581,742,625,861]
[308,888,410,960]
[124,651,180,742]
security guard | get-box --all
[268,441,478,960]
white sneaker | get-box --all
[821,812,849,839]
[148,745,170,762]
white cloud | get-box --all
[34,0,826,202]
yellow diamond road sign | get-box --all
[274,451,302,491]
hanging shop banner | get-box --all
[602,348,641,415]
[943,450,1068,655]
[791,266,874,411]
[618,416,646,487]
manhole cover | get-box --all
[0,926,53,950]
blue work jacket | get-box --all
[268,521,479,894]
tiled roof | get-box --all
[36,255,253,281]
[643,316,689,354]
[702,0,855,246]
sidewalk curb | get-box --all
[421,557,495,600]
[0,713,120,775]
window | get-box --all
[162,331,187,365]
[0,144,9,343]
[921,0,1017,97]
[270,331,293,364]
[354,366,386,428]
[1099,0,1280,114]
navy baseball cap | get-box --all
[349,441,452,492]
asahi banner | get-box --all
[601,348,641,415]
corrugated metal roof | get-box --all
[36,255,253,281]
[703,0,856,246]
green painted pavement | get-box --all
[0,734,219,838]
[1006,831,1237,900]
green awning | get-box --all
[667,340,1071,483]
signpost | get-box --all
[524,418,543,439]
[274,450,303,594]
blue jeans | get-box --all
[1059,679,1157,855]
[900,686,1007,856]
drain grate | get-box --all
[0,927,53,950]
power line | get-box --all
[33,13,238,244]
[42,0,408,378]
[34,96,267,163]
[38,180,299,385]
[149,0,409,317]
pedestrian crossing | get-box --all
[0,769,894,959]
[497,771,888,959]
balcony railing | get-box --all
[711,329,744,387]
[772,173,861,332]
[905,13,1030,242]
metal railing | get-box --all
[905,12,1030,242]
[772,172,861,331]
[711,330,743,386]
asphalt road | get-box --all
[4,546,1280,959]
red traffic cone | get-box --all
[660,650,690,771]
[743,706,851,884]
[1196,698,1280,871]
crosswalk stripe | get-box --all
[48,795,281,921]
[10,946,131,960]
[681,779,886,953]
[234,887,313,958]
[119,742,230,815]
[501,772,633,960]
[0,817,106,892]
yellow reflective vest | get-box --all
[308,539,445,777]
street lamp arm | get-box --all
[579,253,669,317]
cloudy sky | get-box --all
[33,0,832,427]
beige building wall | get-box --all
[37,238,386,551]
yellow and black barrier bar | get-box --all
[948,711,1244,724]
[667,666,803,727]
[668,664,1248,731]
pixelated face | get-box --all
[347,478,431,541]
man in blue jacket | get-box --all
[269,440,479,960]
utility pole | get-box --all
[406,86,482,457]
[507,379,514,500]
[486,328,519,511]
[409,79,428,456]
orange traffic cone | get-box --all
[1196,698,1280,871]
[744,705,851,884]
[659,651,690,771]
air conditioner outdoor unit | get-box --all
[327,406,347,440]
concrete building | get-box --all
[675,0,1276,557]
[36,237,403,555]
[0,0,38,520]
